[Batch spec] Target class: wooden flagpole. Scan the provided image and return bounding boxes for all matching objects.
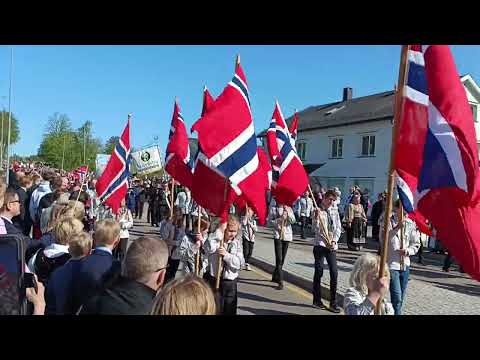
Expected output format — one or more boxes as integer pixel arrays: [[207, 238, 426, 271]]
[[375, 45, 410, 315], [399, 203, 405, 269], [170, 178, 175, 219], [73, 164, 89, 212], [195, 205, 202, 276]]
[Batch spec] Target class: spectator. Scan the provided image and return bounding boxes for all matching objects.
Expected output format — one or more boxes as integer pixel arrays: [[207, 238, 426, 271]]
[[74, 219, 121, 308], [29, 169, 55, 239], [137, 183, 147, 220], [202, 215, 244, 315], [80, 236, 169, 315], [344, 191, 367, 251], [370, 193, 385, 242], [343, 253, 394, 315], [45, 232, 93, 315], [12, 174, 33, 236], [0, 188, 23, 235], [299, 192, 313, 239], [151, 274, 216, 315], [28, 217, 84, 285]]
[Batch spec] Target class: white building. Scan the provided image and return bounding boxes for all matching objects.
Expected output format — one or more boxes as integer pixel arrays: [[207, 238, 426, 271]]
[[258, 75, 480, 209]]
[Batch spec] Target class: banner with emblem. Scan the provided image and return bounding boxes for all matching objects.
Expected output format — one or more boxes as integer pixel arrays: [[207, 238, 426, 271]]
[[131, 145, 163, 175], [95, 154, 111, 177]]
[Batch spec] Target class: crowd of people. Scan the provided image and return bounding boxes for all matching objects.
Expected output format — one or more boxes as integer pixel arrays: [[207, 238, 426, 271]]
[[0, 161, 458, 316]]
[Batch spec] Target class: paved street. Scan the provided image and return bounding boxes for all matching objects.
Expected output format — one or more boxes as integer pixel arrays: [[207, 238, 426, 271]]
[[131, 219, 336, 315], [252, 225, 480, 315]]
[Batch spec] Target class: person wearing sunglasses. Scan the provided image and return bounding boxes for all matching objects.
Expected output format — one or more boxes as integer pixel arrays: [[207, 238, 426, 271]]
[[0, 188, 23, 235]]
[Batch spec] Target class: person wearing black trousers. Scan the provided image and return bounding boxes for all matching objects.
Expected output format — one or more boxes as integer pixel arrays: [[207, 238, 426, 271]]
[[311, 190, 342, 313]]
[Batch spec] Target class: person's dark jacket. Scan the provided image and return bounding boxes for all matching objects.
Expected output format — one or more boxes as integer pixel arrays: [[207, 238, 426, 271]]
[[45, 258, 85, 315], [11, 186, 30, 234], [74, 248, 117, 308], [79, 276, 157, 315], [370, 200, 384, 225]]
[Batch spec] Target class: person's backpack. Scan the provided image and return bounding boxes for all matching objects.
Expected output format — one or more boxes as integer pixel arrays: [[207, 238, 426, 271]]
[[34, 250, 71, 285]]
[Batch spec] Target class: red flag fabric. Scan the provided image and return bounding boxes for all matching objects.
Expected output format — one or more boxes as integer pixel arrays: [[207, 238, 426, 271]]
[[395, 45, 480, 281], [289, 111, 298, 144], [96, 118, 131, 214], [165, 100, 193, 189], [191, 61, 266, 223]]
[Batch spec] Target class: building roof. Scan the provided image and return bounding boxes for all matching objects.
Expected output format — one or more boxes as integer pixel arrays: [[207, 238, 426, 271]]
[[258, 90, 395, 137]]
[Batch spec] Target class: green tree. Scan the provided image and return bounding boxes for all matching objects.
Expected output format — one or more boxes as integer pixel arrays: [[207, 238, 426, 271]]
[[0, 110, 21, 159], [104, 136, 119, 154]]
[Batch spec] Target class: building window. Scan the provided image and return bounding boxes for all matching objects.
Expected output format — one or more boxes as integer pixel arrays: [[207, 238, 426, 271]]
[[471, 103, 478, 122], [296, 141, 307, 161], [361, 135, 375, 156], [331, 138, 343, 158]]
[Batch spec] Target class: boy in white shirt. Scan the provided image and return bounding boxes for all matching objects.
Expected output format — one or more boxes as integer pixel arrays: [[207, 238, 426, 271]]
[[241, 207, 257, 271]]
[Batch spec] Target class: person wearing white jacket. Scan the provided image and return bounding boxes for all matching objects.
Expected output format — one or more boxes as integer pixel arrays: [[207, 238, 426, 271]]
[[299, 192, 313, 239], [115, 200, 133, 261], [268, 202, 296, 290], [379, 199, 420, 315]]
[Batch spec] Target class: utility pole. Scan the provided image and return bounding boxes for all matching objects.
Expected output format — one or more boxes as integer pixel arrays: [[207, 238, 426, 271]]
[[83, 125, 86, 165], [6, 48, 13, 185], [61, 133, 66, 171]]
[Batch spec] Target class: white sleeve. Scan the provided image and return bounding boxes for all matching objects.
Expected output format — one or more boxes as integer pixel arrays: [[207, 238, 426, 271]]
[[223, 240, 244, 270], [406, 225, 421, 256], [204, 230, 222, 255]]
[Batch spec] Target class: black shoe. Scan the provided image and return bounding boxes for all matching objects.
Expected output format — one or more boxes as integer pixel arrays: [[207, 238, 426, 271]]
[[329, 304, 341, 313], [276, 283, 284, 290], [312, 301, 327, 310]]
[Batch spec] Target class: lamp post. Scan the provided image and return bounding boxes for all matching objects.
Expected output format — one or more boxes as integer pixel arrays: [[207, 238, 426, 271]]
[[6, 47, 13, 185]]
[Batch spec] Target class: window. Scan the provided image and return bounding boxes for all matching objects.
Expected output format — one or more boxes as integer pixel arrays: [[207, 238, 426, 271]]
[[361, 135, 375, 156], [471, 103, 478, 122], [296, 141, 307, 161], [331, 138, 343, 158]]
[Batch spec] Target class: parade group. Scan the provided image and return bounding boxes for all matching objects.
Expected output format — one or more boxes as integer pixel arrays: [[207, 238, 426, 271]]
[[0, 158, 441, 316]]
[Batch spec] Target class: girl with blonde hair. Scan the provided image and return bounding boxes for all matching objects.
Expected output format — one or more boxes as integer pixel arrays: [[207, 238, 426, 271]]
[[343, 253, 394, 315], [151, 274, 216, 315]]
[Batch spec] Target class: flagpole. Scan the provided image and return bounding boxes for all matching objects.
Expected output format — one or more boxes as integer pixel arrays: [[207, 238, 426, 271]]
[[375, 45, 410, 315], [216, 177, 230, 290], [170, 178, 175, 219], [195, 206, 202, 275], [73, 164, 89, 212], [1, 108, 4, 167], [6, 47, 13, 185]]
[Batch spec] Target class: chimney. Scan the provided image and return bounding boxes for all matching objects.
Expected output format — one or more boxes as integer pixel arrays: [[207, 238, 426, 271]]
[[343, 87, 353, 101]]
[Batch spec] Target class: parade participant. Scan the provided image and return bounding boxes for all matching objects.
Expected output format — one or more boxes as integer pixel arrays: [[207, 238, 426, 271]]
[[370, 193, 385, 242], [202, 215, 244, 315], [241, 206, 257, 271], [45, 232, 93, 315], [379, 199, 420, 315], [174, 186, 190, 229], [86, 179, 100, 231], [150, 274, 217, 315], [344, 191, 367, 251], [80, 236, 169, 315], [268, 202, 296, 290], [164, 207, 185, 283], [28, 217, 84, 285], [114, 199, 134, 261], [343, 253, 393, 315], [146, 184, 155, 224], [137, 183, 147, 221], [311, 189, 342, 313], [126, 187, 136, 217], [159, 207, 175, 253], [299, 191, 313, 239], [29, 169, 55, 239], [159, 182, 171, 223], [178, 217, 210, 275], [74, 219, 121, 308]]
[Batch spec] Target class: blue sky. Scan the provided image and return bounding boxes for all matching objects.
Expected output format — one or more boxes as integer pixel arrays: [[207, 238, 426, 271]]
[[1, 45, 479, 157]]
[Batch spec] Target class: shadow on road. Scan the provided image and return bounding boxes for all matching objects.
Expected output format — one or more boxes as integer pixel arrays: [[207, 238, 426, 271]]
[[238, 306, 307, 316], [237, 291, 314, 309]]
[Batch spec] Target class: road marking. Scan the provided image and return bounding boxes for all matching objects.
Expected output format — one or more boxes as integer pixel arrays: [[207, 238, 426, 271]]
[[248, 266, 313, 301]]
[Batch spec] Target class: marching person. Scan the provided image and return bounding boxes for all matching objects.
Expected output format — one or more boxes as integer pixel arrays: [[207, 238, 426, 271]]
[[299, 191, 313, 239], [164, 208, 185, 283], [344, 191, 368, 251], [268, 202, 296, 290], [179, 217, 210, 275], [202, 215, 244, 315], [241, 206, 257, 271], [370, 193, 385, 242], [343, 253, 394, 315], [114, 199, 134, 262], [379, 199, 420, 315], [311, 189, 342, 313], [174, 186, 190, 229]]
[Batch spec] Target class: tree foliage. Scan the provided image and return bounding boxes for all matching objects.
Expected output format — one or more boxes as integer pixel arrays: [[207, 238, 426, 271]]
[[104, 136, 119, 155], [37, 113, 103, 171], [0, 110, 20, 158]]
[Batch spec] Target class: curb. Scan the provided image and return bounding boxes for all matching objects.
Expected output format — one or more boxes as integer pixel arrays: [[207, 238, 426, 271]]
[[249, 256, 345, 306]]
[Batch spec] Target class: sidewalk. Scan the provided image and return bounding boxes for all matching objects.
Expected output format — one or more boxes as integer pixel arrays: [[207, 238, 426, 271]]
[[250, 226, 480, 315]]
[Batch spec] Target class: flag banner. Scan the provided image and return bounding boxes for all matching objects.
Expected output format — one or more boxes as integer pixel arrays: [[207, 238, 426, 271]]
[[131, 145, 163, 175], [191, 62, 267, 222], [268, 101, 309, 206], [395, 45, 480, 280], [96, 118, 131, 214], [289, 111, 299, 148], [95, 154, 111, 177]]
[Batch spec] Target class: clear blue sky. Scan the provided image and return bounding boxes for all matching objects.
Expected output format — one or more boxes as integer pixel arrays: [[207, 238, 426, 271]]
[[1, 45, 479, 157]]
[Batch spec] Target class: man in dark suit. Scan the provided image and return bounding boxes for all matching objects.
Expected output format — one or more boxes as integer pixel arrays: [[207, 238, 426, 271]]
[[1, 188, 23, 235], [73, 219, 121, 310], [12, 174, 34, 236], [80, 236, 168, 315]]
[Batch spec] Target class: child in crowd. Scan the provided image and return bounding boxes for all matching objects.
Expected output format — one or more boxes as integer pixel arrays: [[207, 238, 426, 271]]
[[179, 217, 210, 275], [164, 208, 184, 283]]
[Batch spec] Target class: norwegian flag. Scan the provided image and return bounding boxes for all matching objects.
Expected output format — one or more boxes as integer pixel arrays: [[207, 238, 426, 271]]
[[73, 165, 88, 181], [395, 45, 480, 280], [267, 101, 309, 206], [191, 60, 267, 223], [96, 117, 131, 214], [165, 99, 193, 189], [289, 110, 299, 147]]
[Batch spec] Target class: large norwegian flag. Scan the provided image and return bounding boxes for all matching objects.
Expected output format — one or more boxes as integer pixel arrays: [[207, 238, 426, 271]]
[[267, 101, 309, 206], [395, 45, 480, 281], [289, 110, 299, 148], [165, 99, 193, 189], [96, 117, 131, 214], [191, 60, 267, 223]]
